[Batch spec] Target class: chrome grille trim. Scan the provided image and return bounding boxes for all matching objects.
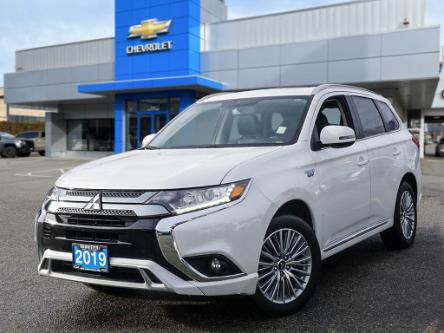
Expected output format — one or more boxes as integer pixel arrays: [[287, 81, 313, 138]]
[[56, 207, 137, 216], [58, 189, 156, 205], [66, 190, 144, 198], [48, 201, 170, 218]]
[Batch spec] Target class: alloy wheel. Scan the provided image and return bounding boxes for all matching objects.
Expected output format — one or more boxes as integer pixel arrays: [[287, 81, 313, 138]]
[[400, 191, 416, 239], [258, 228, 312, 304]]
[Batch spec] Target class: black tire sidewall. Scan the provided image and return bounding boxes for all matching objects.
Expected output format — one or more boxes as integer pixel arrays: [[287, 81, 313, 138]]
[[252, 215, 321, 317], [2, 146, 17, 158]]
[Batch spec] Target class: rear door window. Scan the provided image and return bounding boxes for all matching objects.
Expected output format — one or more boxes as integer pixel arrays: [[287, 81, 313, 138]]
[[352, 96, 386, 137], [375, 100, 399, 132]]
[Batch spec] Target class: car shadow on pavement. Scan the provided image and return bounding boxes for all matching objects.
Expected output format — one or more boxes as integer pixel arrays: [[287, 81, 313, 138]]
[[41, 230, 443, 332]]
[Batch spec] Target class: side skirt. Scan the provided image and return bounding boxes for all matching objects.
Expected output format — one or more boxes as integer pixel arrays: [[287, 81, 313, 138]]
[[322, 219, 391, 254]]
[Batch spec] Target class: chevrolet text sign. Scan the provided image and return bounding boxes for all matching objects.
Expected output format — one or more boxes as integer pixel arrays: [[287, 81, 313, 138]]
[[126, 41, 173, 55]]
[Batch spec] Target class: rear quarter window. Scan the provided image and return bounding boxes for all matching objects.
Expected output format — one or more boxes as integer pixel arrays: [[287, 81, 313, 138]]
[[352, 96, 386, 137], [375, 100, 399, 132]]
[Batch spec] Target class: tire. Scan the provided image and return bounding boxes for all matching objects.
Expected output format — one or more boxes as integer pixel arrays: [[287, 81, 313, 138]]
[[38, 151, 45, 156], [252, 215, 321, 317], [1, 146, 17, 158], [380, 182, 417, 249]]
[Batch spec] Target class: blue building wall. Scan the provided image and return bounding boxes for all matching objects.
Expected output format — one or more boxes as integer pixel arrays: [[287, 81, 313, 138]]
[[113, 0, 203, 153], [115, 0, 201, 80]]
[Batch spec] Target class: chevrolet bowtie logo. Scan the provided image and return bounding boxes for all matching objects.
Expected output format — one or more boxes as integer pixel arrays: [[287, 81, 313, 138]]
[[128, 19, 172, 40], [84, 193, 103, 211]]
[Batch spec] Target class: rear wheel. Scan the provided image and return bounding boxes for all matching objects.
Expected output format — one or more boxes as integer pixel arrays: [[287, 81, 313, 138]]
[[1, 146, 17, 158], [38, 151, 45, 156], [252, 215, 321, 316], [380, 182, 417, 249]]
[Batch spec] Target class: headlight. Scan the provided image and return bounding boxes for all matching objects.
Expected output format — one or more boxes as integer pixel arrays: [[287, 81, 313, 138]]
[[46, 187, 61, 202], [15, 140, 25, 148], [148, 180, 250, 215]]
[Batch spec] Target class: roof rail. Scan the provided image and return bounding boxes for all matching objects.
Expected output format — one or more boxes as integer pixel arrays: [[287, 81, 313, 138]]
[[197, 92, 230, 103], [312, 84, 375, 95]]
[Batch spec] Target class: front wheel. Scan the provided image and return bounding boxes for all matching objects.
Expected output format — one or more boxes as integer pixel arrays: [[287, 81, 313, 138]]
[[380, 182, 417, 249], [252, 215, 321, 316], [1, 146, 17, 158]]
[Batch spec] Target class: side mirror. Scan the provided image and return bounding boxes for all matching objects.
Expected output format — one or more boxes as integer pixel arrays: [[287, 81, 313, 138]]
[[320, 125, 356, 148], [141, 134, 156, 149]]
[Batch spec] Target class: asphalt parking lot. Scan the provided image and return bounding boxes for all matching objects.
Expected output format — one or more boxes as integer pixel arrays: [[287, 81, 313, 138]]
[[0, 156, 443, 333]]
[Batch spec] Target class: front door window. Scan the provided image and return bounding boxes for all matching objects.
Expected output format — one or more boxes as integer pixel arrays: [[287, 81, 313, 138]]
[[126, 98, 179, 150]]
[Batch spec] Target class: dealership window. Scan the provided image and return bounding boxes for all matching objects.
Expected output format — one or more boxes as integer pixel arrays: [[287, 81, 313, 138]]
[[67, 119, 114, 151], [126, 97, 180, 150]]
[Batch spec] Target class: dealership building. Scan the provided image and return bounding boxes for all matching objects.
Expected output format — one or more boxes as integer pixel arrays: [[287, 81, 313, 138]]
[[4, 0, 444, 158]]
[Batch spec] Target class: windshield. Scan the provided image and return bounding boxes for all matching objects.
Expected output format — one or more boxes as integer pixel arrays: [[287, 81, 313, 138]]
[[0, 132, 14, 138], [149, 96, 310, 149]]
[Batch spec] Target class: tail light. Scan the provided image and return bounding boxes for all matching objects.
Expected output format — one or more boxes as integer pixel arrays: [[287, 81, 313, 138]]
[[412, 135, 420, 149]]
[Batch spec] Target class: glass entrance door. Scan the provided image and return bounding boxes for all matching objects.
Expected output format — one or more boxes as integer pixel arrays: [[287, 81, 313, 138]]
[[126, 98, 179, 150]]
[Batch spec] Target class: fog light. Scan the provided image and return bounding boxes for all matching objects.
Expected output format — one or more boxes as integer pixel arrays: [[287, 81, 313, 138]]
[[210, 258, 222, 273], [185, 255, 242, 277]]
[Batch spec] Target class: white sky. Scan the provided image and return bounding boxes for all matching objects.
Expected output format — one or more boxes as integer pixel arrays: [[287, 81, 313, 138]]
[[0, 0, 443, 86]]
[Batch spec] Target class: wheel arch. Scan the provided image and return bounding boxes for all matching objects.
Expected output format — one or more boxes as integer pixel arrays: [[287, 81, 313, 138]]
[[400, 172, 418, 202], [273, 199, 315, 233]]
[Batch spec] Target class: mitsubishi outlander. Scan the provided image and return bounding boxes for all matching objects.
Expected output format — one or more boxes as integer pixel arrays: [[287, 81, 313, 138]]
[[36, 85, 421, 316]]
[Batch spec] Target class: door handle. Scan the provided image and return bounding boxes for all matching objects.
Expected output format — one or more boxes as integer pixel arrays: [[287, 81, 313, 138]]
[[357, 156, 368, 167], [393, 147, 401, 156]]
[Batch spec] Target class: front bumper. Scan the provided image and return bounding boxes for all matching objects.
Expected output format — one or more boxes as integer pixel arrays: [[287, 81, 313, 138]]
[[36, 183, 274, 296], [38, 249, 257, 296]]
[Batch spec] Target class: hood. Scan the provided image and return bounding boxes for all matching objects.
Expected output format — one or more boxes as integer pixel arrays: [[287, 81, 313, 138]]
[[56, 147, 280, 190]]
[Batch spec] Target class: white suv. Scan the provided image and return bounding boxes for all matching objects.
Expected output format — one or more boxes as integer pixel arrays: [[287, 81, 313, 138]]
[[36, 85, 421, 316]]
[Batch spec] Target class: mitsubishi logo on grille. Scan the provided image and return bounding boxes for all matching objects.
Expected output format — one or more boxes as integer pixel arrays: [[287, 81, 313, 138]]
[[84, 193, 103, 211]]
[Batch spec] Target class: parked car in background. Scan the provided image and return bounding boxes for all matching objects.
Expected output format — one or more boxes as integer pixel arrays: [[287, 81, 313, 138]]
[[435, 138, 444, 157], [16, 131, 45, 156], [0, 132, 31, 158]]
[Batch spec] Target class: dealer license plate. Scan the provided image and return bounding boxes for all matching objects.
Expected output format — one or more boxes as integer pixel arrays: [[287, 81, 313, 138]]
[[72, 243, 109, 273]]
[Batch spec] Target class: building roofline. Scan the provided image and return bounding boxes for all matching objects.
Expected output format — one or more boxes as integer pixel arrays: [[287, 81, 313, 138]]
[[213, 0, 385, 25], [16, 37, 114, 54]]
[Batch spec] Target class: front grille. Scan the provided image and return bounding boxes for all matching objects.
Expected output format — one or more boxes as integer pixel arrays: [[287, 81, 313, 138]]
[[56, 213, 136, 228], [56, 208, 137, 217], [66, 190, 144, 198], [40, 214, 192, 281], [51, 260, 145, 283], [65, 230, 119, 243], [43, 224, 52, 239]]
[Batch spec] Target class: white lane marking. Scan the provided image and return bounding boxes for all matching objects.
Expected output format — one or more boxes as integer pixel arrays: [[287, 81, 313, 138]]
[[14, 173, 53, 178], [14, 168, 67, 178]]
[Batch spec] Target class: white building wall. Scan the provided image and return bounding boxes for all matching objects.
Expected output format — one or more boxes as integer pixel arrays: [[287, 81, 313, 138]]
[[202, 0, 425, 51], [15, 38, 115, 72]]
